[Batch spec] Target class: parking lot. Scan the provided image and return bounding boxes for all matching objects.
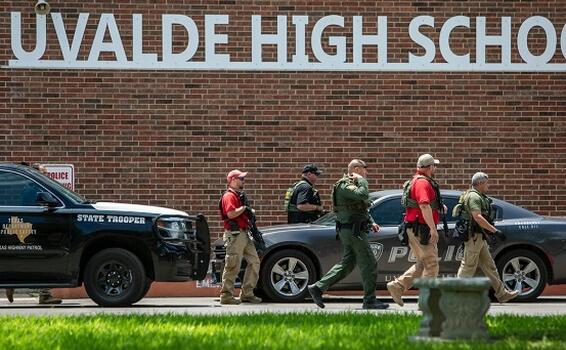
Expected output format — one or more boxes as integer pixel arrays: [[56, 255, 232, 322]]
[[1, 296, 565, 317]]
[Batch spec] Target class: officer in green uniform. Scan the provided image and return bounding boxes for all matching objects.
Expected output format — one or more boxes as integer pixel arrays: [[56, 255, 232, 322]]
[[308, 159, 389, 309], [456, 171, 519, 303]]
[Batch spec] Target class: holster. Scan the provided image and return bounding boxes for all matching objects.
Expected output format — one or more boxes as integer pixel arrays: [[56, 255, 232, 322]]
[[353, 220, 369, 239], [419, 225, 431, 245], [454, 220, 469, 242], [228, 220, 241, 234], [397, 222, 409, 246], [335, 220, 367, 239]]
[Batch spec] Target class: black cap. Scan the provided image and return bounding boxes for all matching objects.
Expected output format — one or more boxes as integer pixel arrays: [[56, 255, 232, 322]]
[[302, 164, 322, 176]]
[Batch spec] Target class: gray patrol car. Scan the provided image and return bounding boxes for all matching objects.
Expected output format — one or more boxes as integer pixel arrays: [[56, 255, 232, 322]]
[[212, 190, 566, 302]]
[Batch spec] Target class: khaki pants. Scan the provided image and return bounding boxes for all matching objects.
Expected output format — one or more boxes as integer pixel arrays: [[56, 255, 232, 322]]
[[457, 234, 506, 298], [391, 227, 439, 292], [220, 230, 260, 301]]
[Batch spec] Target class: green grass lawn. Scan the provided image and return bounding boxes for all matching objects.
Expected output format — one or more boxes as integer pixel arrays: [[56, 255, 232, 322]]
[[0, 313, 565, 349]]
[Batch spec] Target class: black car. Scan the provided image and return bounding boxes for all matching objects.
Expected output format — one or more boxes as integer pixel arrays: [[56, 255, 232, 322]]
[[0, 163, 210, 306], [211, 190, 566, 302]]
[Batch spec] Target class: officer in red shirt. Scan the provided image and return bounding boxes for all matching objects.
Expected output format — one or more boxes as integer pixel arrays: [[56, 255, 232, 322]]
[[218, 170, 262, 305], [387, 154, 446, 307]]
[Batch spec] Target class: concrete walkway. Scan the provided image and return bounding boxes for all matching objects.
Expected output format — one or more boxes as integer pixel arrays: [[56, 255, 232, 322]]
[[0, 296, 565, 316]]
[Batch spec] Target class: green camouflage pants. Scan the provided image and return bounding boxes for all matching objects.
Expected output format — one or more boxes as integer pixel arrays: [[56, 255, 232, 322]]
[[314, 227, 377, 303]]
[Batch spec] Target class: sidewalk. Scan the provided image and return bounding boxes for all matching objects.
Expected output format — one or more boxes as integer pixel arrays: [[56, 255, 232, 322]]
[[1, 296, 565, 317]]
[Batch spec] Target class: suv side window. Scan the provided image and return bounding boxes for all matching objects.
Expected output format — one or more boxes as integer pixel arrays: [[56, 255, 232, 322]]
[[0, 171, 45, 206], [492, 204, 504, 221], [370, 199, 404, 226], [443, 196, 503, 222]]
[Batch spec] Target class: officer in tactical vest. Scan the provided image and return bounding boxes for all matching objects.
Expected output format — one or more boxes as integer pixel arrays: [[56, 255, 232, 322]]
[[387, 154, 446, 307], [456, 172, 520, 303], [218, 170, 262, 305], [308, 159, 389, 310], [285, 164, 324, 224]]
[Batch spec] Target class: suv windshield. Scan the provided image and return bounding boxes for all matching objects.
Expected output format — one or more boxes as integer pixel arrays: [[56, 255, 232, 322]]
[[32, 169, 87, 204]]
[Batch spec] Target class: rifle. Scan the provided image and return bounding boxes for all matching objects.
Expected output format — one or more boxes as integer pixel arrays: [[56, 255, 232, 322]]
[[239, 192, 266, 253], [441, 208, 449, 238], [435, 186, 449, 238], [485, 204, 505, 246]]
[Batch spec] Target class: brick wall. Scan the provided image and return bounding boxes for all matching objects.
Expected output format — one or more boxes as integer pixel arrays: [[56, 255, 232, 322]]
[[2, 1, 566, 238]]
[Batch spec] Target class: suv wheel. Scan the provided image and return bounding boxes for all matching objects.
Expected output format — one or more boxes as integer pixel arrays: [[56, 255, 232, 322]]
[[496, 249, 547, 301], [84, 248, 148, 307], [260, 249, 316, 302]]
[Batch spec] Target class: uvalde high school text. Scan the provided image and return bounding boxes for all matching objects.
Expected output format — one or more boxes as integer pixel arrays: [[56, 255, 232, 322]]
[[8, 12, 566, 71]]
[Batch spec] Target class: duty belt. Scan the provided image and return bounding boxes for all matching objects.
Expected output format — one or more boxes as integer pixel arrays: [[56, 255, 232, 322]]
[[227, 227, 249, 232], [333, 203, 368, 211], [338, 223, 354, 229]]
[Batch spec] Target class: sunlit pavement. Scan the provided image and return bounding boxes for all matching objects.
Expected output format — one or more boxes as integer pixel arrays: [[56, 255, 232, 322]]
[[1, 296, 566, 316]]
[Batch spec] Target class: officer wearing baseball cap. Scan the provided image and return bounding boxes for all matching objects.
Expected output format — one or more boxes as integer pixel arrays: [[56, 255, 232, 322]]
[[417, 153, 440, 168], [218, 169, 261, 305], [387, 153, 445, 307], [284, 164, 324, 224]]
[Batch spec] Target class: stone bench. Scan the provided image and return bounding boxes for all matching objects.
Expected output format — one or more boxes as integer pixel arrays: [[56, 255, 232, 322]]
[[413, 277, 491, 340]]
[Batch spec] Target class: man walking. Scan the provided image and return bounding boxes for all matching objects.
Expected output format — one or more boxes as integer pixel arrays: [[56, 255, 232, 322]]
[[387, 154, 444, 307], [285, 164, 324, 224], [456, 172, 519, 303], [308, 159, 389, 310], [218, 170, 262, 305]]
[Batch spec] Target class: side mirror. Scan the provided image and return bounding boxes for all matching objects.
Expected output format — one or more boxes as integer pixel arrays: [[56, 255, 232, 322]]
[[36, 192, 59, 208]]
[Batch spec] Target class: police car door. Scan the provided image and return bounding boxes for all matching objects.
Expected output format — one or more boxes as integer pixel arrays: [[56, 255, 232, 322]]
[[338, 198, 410, 286], [437, 196, 464, 276], [0, 170, 71, 284], [367, 198, 414, 284]]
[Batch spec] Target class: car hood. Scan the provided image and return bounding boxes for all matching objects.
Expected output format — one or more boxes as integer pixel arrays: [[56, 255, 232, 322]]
[[212, 223, 332, 247], [92, 202, 188, 217]]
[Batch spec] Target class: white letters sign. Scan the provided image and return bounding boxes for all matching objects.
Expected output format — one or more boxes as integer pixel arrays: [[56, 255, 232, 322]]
[[7, 12, 566, 71]]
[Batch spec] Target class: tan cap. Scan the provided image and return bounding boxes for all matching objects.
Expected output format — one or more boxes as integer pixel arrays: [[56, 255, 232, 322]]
[[417, 154, 440, 168]]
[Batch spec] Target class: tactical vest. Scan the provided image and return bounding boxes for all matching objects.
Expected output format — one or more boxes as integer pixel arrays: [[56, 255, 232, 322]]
[[452, 188, 494, 235], [401, 175, 440, 210], [332, 175, 369, 212], [283, 180, 308, 213], [219, 189, 245, 231]]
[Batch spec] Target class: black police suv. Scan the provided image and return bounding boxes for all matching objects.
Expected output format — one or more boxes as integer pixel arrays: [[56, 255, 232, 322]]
[[0, 163, 210, 306]]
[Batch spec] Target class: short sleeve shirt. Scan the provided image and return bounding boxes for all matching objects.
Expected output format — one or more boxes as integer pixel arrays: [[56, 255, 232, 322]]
[[288, 180, 322, 224], [466, 191, 484, 213], [295, 181, 320, 206], [220, 189, 249, 230], [404, 175, 440, 225]]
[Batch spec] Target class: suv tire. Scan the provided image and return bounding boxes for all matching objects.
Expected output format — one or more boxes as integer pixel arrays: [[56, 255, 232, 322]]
[[84, 248, 148, 307], [259, 249, 316, 302]]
